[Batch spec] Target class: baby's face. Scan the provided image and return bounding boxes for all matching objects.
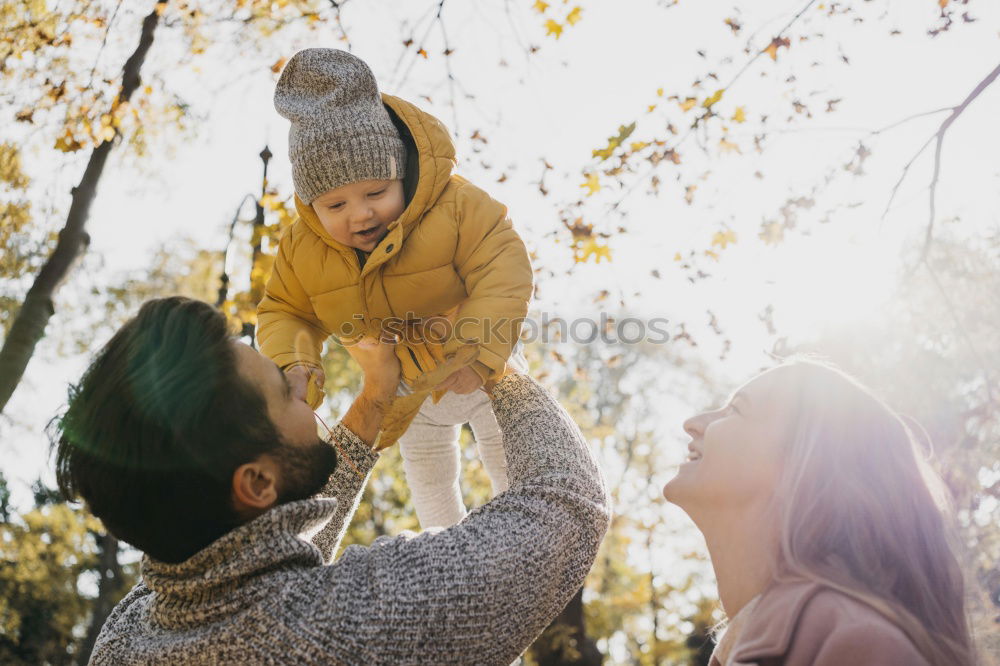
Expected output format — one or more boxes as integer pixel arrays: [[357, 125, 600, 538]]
[[311, 179, 405, 252]]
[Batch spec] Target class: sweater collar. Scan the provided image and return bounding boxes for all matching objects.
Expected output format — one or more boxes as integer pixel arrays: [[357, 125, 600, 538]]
[[141, 498, 338, 628]]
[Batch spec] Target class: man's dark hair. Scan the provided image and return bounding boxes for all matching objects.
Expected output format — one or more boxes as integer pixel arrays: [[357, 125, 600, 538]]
[[53, 297, 284, 563]]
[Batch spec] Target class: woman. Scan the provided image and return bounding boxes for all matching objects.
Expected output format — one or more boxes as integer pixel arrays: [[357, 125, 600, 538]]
[[662, 357, 974, 666]]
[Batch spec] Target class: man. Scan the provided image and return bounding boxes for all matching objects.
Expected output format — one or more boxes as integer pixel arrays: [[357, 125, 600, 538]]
[[53, 297, 609, 665]]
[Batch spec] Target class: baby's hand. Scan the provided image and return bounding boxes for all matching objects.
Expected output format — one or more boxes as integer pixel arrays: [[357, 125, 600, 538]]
[[285, 364, 326, 406], [435, 365, 484, 395]]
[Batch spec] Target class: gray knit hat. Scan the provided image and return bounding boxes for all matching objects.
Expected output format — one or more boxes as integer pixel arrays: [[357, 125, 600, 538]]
[[274, 48, 407, 204]]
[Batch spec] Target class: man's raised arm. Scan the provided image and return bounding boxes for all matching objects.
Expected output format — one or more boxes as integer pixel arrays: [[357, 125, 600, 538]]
[[302, 371, 611, 665]]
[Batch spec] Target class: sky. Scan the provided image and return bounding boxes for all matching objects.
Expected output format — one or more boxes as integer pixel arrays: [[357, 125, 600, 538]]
[[2, 0, 999, 513]]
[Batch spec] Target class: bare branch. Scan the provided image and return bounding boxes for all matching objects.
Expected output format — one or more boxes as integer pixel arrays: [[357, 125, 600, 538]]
[[918, 60, 1000, 261]]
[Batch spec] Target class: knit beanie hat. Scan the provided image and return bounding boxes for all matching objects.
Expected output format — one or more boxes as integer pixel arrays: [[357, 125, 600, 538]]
[[274, 48, 407, 204]]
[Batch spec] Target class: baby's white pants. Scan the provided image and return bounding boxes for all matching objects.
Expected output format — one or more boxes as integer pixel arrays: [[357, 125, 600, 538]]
[[397, 350, 528, 529]]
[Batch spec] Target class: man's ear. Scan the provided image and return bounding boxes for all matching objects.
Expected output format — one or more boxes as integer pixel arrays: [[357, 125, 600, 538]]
[[231, 457, 279, 516]]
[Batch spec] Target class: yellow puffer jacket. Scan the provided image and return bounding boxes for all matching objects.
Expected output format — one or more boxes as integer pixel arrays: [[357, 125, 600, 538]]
[[257, 94, 533, 395]]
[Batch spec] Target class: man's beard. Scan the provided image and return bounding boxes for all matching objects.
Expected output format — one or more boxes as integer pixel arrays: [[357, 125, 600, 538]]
[[273, 438, 339, 504]]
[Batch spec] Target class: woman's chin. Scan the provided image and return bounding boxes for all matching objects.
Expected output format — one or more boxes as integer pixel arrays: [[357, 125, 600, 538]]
[[662, 462, 699, 504]]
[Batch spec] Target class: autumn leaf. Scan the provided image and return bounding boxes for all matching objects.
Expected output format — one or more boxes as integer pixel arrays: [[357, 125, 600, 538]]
[[764, 36, 791, 61], [673, 252, 683, 262], [758, 221, 784, 245], [656, 87, 664, 97], [592, 122, 636, 161], [581, 172, 600, 196], [566, 6, 583, 25], [678, 97, 697, 112], [417, 48, 428, 58], [719, 138, 741, 154], [576, 238, 612, 264], [629, 141, 648, 152], [724, 17, 742, 34], [270, 58, 286, 73], [533, 0, 549, 12], [702, 88, 725, 109], [731, 106, 747, 123], [684, 184, 697, 205], [545, 19, 563, 38], [711, 229, 737, 249], [54, 132, 83, 153], [938, 0, 948, 7], [704, 249, 719, 261]]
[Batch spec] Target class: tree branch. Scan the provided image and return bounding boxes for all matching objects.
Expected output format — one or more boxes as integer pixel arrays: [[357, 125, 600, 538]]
[[917, 60, 1000, 261], [602, 0, 820, 219], [0, 0, 169, 414]]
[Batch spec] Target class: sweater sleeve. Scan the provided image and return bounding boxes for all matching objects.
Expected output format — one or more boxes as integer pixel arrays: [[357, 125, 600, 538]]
[[298, 373, 611, 665], [309, 423, 381, 562], [257, 228, 330, 372]]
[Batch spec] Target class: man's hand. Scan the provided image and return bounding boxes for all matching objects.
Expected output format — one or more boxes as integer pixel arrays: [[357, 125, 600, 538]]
[[435, 365, 484, 395], [285, 364, 325, 404], [341, 336, 401, 447], [344, 336, 400, 403]]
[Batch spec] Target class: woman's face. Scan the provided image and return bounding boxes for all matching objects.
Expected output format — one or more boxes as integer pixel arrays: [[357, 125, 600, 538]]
[[663, 368, 792, 518]]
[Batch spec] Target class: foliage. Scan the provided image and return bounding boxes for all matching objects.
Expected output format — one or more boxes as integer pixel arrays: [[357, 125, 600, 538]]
[[0, 490, 137, 665]]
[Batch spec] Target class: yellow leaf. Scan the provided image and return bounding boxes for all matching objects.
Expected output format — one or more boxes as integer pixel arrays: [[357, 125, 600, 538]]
[[629, 141, 648, 152], [656, 87, 664, 97], [417, 48, 428, 58], [533, 0, 549, 12], [565, 6, 583, 25], [581, 173, 600, 196], [704, 249, 719, 261], [684, 184, 697, 204], [711, 229, 737, 249], [732, 106, 747, 123], [679, 97, 697, 112], [759, 221, 784, 245], [270, 58, 287, 74], [938, 0, 948, 7], [577, 238, 612, 264], [702, 88, 725, 109], [545, 19, 563, 38], [647, 104, 657, 113], [673, 252, 683, 262], [719, 138, 741, 154], [764, 36, 791, 61]]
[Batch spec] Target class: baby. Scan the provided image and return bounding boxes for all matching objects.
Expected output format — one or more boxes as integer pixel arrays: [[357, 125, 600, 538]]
[[257, 48, 533, 529]]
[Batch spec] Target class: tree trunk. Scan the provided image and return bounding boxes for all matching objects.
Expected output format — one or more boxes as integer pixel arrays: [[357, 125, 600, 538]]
[[0, 0, 169, 414], [77, 533, 124, 665], [530, 588, 603, 666]]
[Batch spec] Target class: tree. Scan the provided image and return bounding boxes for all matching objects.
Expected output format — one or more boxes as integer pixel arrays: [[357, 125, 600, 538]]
[[0, 0, 169, 413], [0, 488, 137, 665]]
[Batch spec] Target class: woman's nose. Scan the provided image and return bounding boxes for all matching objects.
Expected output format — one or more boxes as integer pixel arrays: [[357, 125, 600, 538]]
[[683, 413, 705, 439]]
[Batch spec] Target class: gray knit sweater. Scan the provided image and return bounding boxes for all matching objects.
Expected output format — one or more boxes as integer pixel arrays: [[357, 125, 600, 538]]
[[89, 374, 610, 665]]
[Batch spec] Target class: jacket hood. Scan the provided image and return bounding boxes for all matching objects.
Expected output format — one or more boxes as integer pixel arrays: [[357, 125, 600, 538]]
[[293, 94, 458, 258]]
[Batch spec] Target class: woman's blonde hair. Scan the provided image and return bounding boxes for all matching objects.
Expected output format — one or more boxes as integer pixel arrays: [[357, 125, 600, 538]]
[[770, 356, 974, 666]]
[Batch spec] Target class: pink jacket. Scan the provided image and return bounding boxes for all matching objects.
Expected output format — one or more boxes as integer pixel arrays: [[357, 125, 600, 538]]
[[713, 580, 929, 666]]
